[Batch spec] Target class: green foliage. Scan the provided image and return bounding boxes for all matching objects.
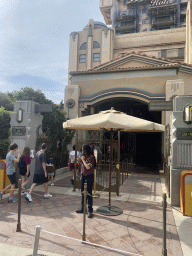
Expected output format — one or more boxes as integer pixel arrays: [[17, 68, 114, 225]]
[[13, 87, 53, 104], [0, 93, 14, 111], [0, 87, 74, 166], [42, 106, 74, 167], [0, 107, 11, 158]]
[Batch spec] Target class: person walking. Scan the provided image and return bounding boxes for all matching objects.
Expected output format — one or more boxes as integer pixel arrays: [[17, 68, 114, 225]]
[[18, 147, 31, 195], [69, 145, 80, 185], [25, 143, 52, 202], [0, 143, 21, 202], [46, 157, 55, 186], [76, 145, 96, 218]]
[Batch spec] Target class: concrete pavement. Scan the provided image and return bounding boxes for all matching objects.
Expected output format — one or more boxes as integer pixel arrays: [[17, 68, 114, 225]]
[[0, 170, 190, 256]]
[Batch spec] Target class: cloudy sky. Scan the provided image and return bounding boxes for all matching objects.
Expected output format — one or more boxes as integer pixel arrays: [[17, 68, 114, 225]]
[[0, 0, 105, 103]]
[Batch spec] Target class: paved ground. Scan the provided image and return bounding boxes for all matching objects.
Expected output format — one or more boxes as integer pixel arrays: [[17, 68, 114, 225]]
[[0, 172, 185, 256]]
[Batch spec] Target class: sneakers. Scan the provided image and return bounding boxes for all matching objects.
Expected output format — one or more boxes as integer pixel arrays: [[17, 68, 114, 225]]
[[87, 212, 92, 218], [21, 191, 27, 196], [44, 193, 52, 199], [25, 193, 33, 202], [8, 197, 18, 203], [50, 183, 54, 186], [76, 208, 84, 213], [0, 192, 2, 201]]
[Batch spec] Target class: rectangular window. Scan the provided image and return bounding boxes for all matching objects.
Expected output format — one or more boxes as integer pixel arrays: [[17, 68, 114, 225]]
[[142, 8, 147, 14], [79, 54, 86, 63], [93, 53, 100, 62], [161, 50, 167, 58], [178, 48, 184, 58], [142, 19, 148, 24]]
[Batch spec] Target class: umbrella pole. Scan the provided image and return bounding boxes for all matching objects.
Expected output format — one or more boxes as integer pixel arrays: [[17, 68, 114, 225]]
[[108, 129, 113, 210]]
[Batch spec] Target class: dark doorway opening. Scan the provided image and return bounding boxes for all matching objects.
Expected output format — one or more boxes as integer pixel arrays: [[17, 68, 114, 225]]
[[94, 98, 162, 172]]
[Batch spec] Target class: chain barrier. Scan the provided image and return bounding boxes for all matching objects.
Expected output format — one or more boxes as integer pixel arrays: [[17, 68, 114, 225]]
[[32, 225, 143, 256]]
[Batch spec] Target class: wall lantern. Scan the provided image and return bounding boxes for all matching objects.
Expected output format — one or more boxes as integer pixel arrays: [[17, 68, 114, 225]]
[[17, 108, 23, 123], [183, 104, 192, 124]]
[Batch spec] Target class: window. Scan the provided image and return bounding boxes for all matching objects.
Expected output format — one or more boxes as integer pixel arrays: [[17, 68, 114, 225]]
[[178, 48, 184, 58], [79, 54, 86, 63], [93, 41, 100, 48], [161, 50, 167, 58], [142, 8, 147, 14], [93, 53, 100, 62], [142, 19, 148, 24], [80, 42, 87, 50]]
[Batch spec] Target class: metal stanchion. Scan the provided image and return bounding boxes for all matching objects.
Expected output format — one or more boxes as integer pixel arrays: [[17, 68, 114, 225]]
[[82, 182, 87, 242], [162, 193, 167, 256], [33, 225, 41, 256], [93, 169, 100, 198], [16, 179, 22, 232]]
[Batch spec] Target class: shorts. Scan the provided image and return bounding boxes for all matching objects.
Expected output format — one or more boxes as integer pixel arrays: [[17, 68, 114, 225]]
[[21, 171, 30, 178], [33, 174, 48, 184], [7, 172, 16, 185], [70, 163, 78, 170]]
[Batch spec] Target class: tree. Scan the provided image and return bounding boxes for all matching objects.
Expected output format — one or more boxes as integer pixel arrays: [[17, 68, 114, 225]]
[[42, 106, 74, 168], [0, 93, 14, 111], [0, 87, 74, 166], [0, 107, 11, 158]]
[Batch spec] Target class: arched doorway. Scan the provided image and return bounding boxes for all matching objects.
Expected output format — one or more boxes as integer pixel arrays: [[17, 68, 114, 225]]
[[93, 98, 162, 172]]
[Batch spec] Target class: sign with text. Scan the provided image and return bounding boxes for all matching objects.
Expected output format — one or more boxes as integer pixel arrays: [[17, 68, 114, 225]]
[[12, 126, 26, 136], [176, 128, 192, 140], [149, 101, 173, 111]]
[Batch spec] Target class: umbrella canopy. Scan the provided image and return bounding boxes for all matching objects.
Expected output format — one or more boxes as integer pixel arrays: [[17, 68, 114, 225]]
[[63, 108, 165, 132]]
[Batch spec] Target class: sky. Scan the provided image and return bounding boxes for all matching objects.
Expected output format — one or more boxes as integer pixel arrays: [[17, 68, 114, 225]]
[[0, 0, 105, 103]]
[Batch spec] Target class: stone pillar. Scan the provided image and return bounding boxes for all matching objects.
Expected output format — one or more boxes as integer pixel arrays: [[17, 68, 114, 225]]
[[10, 101, 44, 187], [68, 32, 79, 83], [90, 107, 95, 115], [101, 28, 113, 63], [64, 85, 80, 120], [87, 19, 94, 70], [185, 0, 192, 64]]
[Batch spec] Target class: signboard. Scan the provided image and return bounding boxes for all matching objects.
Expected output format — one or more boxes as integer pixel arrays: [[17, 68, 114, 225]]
[[176, 128, 192, 140], [12, 126, 26, 136], [149, 101, 173, 111]]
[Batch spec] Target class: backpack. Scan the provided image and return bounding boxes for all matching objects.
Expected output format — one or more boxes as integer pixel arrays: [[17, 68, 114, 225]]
[[17, 157, 27, 175]]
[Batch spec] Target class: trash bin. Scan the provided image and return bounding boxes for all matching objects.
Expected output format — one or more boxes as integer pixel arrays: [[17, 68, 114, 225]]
[[180, 170, 192, 216], [0, 160, 11, 194]]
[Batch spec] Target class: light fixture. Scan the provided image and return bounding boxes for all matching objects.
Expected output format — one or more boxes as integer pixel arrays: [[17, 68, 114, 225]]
[[183, 104, 192, 124], [17, 108, 23, 123]]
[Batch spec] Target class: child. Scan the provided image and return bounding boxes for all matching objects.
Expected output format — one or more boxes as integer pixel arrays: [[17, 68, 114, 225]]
[[18, 147, 31, 195]]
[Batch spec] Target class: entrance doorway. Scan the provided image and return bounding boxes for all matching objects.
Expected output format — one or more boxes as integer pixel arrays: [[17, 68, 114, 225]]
[[94, 98, 162, 171]]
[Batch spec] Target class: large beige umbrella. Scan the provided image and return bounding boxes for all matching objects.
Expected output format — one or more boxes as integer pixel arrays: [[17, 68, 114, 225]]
[[63, 108, 165, 215], [63, 108, 165, 132]]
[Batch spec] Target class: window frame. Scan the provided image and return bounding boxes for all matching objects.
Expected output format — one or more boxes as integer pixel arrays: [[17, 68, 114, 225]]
[[93, 53, 100, 62], [79, 54, 86, 63]]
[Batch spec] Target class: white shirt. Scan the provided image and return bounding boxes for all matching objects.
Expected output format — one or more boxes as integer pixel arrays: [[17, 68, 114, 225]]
[[69, 150, 80, 163]]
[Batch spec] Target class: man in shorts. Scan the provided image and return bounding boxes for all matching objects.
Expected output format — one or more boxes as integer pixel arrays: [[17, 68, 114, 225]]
[[25, 143, 52, 202], [0, 143, 21, 202]]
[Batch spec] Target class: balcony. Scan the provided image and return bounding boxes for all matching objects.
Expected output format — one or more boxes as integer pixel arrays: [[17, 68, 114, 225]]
[[100, 0, 113, 25]]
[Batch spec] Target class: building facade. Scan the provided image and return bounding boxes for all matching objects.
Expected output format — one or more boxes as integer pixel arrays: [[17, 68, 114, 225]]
[[64, 0, 192, 205]]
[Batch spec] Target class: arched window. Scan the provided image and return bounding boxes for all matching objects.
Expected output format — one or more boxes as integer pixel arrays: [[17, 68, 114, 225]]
[[93, 41, 100, 49], [80, 42, 87, 50]]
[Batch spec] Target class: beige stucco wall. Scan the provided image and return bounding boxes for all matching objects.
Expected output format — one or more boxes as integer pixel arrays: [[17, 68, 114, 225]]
[[114, 27, 186, 50], [71, 74, 177, 97]]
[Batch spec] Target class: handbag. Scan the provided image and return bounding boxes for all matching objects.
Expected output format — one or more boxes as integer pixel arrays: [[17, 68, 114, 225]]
[[46, 165, 55, 173]]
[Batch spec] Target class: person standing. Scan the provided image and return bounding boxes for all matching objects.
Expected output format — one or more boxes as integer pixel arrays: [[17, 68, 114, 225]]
[[18, 147, 31, 195], [0, 143, 21, 202], [25, 143, 52, 202], [69, 145, 80, 185], [76, 145, 96, 218], [46, 157, 55, 186]]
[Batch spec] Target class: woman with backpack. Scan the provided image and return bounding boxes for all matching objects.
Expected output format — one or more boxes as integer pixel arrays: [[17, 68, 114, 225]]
[[18, 147, 31, 195]]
